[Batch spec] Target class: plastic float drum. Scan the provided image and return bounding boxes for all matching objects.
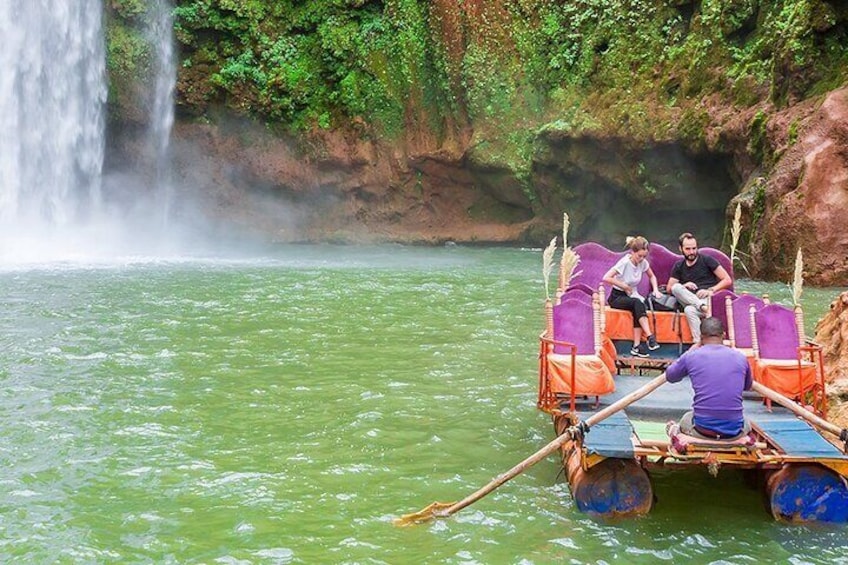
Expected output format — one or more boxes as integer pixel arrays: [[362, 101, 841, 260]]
[[766, 464, 848, 523], [564, 450, 653, 516]]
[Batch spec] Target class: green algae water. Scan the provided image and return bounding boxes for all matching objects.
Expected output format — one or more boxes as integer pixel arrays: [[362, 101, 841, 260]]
[[1, 246, 846, 563]]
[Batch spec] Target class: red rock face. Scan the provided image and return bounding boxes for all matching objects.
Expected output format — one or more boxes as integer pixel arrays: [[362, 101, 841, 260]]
[[166, 121, 533, 245], [814, 291, 848, 428], [815, 291, 848, 384], [754, 88, 848, 285], [114, 67, 848, 282]]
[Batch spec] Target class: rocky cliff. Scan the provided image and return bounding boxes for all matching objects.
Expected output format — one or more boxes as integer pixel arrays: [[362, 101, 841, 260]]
[[105, 1, 848, 283], [815, 291, 848, 427]]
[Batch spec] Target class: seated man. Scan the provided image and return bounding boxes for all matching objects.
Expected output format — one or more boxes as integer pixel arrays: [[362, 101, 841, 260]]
[[666, 317, 752, 439], [666, 232, 732, 344]]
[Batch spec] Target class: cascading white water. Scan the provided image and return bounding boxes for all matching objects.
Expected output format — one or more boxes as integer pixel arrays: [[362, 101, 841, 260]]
[[0, 0, 199, 264], [0, 1, 106, 227], [148, 0, 177, 227]]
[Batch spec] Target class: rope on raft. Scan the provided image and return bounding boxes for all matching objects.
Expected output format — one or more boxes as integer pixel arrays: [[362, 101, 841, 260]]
[[571, 420, 590, 443]]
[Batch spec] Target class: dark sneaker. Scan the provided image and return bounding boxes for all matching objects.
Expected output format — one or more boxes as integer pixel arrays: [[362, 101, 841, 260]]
[[647, 335, 660, 351], [630, 345, 649, 358]]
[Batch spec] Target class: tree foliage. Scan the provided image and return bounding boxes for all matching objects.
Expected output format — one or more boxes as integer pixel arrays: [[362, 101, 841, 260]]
[[105, 0, 848, 138]]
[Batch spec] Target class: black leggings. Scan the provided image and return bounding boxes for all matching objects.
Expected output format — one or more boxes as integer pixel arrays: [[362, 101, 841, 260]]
[[608, 289, 647, 328]]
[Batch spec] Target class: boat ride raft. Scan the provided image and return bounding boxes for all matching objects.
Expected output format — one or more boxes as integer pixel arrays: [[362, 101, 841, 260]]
[[540, 241, 848, 523]]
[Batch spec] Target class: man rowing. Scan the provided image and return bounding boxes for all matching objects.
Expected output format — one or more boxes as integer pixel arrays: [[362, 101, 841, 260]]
[[666, 317, 752, 439]]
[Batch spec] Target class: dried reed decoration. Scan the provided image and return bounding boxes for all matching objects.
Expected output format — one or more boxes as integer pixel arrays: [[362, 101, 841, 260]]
[[542, 237, 557, 301], [559, 212, 581, 290], [792, 247, 803, 307], [730, 203, 742, 265]]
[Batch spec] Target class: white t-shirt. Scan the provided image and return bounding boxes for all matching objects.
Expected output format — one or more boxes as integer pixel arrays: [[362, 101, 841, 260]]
[[611, 255, 649, 300]]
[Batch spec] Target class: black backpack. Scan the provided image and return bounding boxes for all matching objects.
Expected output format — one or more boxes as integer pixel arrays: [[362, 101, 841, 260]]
[[647, 291, 678, 312]]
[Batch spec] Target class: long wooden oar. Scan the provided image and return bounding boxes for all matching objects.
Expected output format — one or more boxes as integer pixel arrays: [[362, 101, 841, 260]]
[[751, 381, 848, 450], [394, 373, 668, 526]]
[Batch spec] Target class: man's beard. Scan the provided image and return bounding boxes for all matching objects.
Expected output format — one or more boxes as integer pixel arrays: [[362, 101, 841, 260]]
[[685, 252, 698, 262]]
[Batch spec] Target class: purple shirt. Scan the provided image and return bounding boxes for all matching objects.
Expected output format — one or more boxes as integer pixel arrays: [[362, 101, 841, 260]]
[[666, 344, 752, 431]]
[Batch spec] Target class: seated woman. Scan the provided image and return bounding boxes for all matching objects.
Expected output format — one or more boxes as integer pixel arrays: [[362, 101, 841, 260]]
[[602, 236, 662, 357]]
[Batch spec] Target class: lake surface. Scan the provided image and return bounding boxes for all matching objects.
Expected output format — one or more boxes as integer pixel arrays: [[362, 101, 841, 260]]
[[1, 245, 845, 563]]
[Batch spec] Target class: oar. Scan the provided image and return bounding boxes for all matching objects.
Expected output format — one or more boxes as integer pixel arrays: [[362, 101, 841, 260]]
[[750, 381, 848, 451], [394, 373, 668, 526]]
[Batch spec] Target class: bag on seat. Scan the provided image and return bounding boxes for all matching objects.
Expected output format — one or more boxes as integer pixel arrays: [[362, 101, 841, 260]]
[[648, 291, 677, 312]]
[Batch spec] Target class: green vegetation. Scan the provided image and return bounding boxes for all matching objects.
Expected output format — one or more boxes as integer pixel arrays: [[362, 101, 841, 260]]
[[787, 119, 801, 146], [165, 0, 456, 134], [105, 0, 848, 161], [106, 19, 150, 81], [751, 176, 768, 228], [748, 109, 771, 165]]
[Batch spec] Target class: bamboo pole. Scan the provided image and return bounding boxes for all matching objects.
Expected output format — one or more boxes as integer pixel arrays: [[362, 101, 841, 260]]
[[394, 374, 668, 526]]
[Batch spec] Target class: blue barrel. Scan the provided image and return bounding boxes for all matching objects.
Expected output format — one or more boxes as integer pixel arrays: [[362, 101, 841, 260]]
[[766, 464, 848, 523], [565, 450, 653, 516]]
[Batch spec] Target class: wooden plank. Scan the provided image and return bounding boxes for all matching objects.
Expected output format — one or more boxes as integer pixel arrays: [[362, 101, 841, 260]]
[[754, 418, 848, 459], [576, 410, 635, 460]]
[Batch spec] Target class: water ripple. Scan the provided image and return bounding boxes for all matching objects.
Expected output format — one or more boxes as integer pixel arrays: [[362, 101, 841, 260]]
[[0, 249, 845, 562]]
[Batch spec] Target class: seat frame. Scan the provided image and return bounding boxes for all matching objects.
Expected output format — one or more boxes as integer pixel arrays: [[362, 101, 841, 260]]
[[750, 304, 826, 415]]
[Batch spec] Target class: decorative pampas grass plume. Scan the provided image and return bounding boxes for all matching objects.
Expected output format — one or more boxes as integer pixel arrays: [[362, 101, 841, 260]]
[[559, 212, 581, 290], [791, 247, 803, 307], [560, 247, 580, 290], [543, 237, 557, 300], [730, 203, 742, 265]]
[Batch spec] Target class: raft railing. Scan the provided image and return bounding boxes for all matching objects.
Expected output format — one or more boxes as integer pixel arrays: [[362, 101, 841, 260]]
[[538, 334, 577, 413]]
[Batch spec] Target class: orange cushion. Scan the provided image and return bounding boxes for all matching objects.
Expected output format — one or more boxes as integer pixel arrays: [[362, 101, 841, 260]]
[[600, 337, 617, 373], [605, 308, 635, 340], [547, 354, 615, 396], [734, 347, 757, 376], [652, 311, 694, 343], [605, 309, 694, 343], [753, 359, 817, 399]]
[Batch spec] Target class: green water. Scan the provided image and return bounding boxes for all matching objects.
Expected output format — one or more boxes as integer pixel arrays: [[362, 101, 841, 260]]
[[1, 246, 845, 563]]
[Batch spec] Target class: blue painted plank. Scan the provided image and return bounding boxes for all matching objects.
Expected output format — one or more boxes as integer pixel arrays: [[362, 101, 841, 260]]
[[577, 410, 635, 459], [754, 418, 848, 459]]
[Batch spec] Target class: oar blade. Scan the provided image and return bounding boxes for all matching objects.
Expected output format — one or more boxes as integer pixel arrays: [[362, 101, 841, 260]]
[[393, 501, 455, 527]]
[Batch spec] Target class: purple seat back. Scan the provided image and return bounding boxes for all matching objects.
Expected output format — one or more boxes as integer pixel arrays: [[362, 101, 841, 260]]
[[700, 247, 735, 292], [710, 289, 738, 330], [753, 304, 799, 360], [570, 241, 735, 298], [552, 298, 596, 355], [565, 282, 595, 296], [644, 243, 680, 295], [571, 242, 624, 295], [559, 288, 593, 305], [729, 294, 766, 348]]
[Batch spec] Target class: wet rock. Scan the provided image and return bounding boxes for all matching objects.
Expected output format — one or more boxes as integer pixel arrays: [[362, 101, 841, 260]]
[[814, 292, 848, 383], [751, 87, 848, 285], [813, 290, 848, 426], [159, 120, 533, 245]]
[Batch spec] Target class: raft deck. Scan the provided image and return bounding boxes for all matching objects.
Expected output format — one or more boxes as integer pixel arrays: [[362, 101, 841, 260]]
[[562, 374, 848, 478]]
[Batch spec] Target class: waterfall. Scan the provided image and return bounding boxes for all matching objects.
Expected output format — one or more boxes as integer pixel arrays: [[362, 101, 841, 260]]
[[0, 1, 193, 263], [148, 0, 177, 228], [0, 1, 106, 227]]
